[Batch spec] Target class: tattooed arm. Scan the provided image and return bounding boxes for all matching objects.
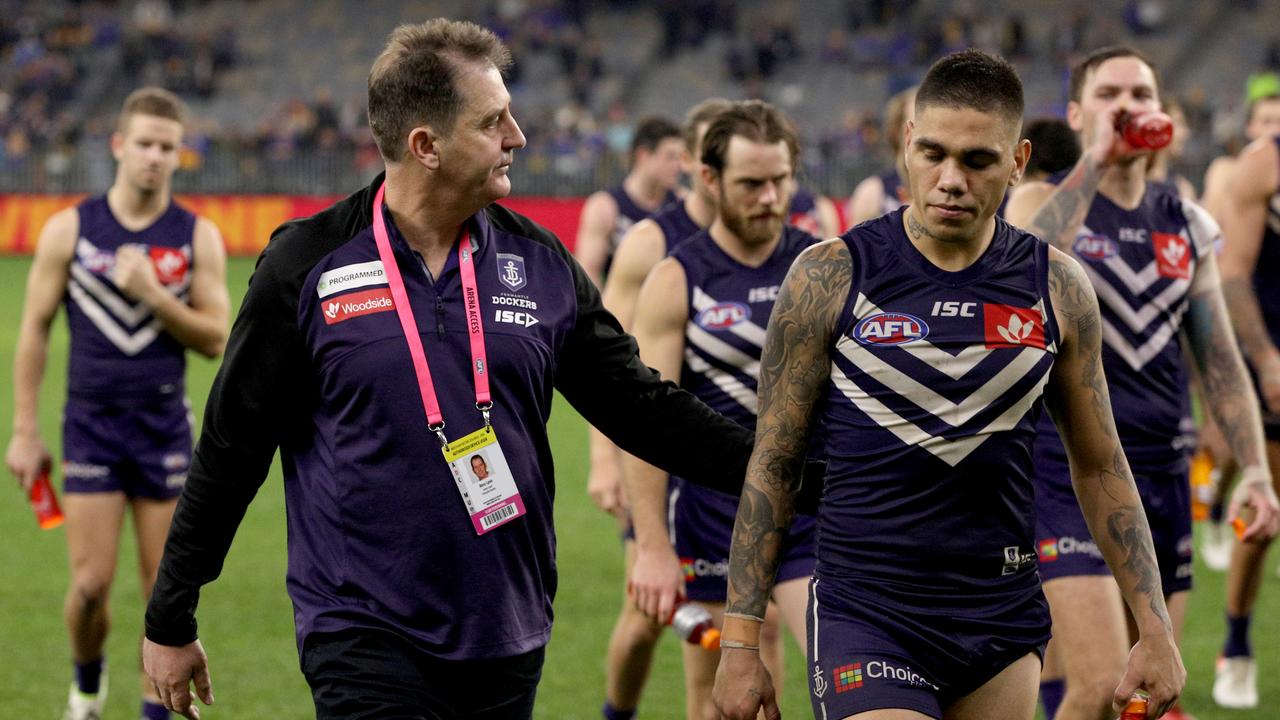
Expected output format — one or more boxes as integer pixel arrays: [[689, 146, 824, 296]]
[[712, 239, 851, 720], [1183, 232, 1280, 541], [1043, 246, 1185, 716]]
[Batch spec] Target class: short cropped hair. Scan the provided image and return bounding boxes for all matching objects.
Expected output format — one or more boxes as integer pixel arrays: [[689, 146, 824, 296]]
[[118, 87, 186, 132], [916, 49, 1024, 127], [1068, 45, 1159, 103], [700, 100, 800, 177], [630, 115, 682, 159], [1024, 117, 1081, 176], [682, 98, 734, 154], [368, 19, 512, 160]]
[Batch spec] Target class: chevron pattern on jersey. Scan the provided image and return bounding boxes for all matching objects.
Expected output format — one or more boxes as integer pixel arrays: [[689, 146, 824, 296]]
[[67, 237, 191, 356], [831, 293, 1055, 467], [684, 286, 767, 416]]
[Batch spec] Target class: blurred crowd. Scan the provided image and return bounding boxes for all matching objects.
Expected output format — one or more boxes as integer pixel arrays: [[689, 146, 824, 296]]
[[2, 0, 1279, 195]]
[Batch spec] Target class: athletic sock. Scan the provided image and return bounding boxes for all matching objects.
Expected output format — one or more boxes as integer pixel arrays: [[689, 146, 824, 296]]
[[1223, 612, 1253, 657], [602, 701, 636, 720], [141, 699, 171, 719], [1210, 500, 1225, 523], [1040, 678, 1065, 720], [74, 656, 104, 695]]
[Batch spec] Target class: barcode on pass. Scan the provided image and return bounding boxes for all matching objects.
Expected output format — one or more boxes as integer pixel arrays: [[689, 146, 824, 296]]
[[481, 504, 517, 529]]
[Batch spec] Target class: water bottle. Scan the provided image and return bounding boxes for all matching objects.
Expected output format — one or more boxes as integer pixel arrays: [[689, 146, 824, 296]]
[[1119, 690, 1149, 720], [1189, 450, 1214, 522], [1115, 111, 1173, 150], [670, 602, 721, 650], [28, 467, 64, 530]]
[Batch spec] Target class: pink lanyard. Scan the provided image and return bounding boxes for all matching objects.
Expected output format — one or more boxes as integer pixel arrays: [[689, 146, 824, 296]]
[[370, 184, 492, 445]]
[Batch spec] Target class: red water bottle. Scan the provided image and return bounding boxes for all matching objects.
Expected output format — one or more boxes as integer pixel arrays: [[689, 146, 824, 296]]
[[670, 602, 721, 650], [1116, 111, 1173, 150], [28, 467, 64, 530], [1119, 690, 1149, 719]]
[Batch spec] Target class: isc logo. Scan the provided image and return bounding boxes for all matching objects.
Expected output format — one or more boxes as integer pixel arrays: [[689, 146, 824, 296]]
[[1073, 233, 1116, 260], [853, 312, 929, 346], [494, 310, 539, 328], [696, 302, 751, 329]]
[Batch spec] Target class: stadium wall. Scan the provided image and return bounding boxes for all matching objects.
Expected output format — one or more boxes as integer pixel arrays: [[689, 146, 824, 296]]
[[0, 195, 592, 256]]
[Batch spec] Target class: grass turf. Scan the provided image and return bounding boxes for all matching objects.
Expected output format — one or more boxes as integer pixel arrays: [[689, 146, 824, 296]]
[[0, 255, 1274, 719]]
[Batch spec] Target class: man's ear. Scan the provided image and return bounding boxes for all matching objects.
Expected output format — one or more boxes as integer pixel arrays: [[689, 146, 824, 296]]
[[407, 125, 442, 170]]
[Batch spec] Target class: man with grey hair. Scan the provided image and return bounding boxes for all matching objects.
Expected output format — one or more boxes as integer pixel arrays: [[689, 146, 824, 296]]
[[140, 18, 765, 719]]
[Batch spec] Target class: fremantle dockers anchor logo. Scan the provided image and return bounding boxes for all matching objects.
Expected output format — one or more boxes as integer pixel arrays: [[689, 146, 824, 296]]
[[497, 253, 527, 292]]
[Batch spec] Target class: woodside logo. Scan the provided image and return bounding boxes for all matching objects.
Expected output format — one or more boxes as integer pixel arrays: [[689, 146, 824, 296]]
[[322, 288, 395, 325]]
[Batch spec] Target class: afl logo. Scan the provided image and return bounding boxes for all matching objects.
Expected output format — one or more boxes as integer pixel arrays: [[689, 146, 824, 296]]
[[696, 302, 751, 329], [853, 312, 929, 346], [1073, 233, 1116, 260]]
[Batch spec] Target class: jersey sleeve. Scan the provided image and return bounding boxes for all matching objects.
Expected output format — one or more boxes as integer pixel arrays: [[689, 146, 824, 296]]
[[145, 235, 314, 646], [1181, 199, 1223, 259]]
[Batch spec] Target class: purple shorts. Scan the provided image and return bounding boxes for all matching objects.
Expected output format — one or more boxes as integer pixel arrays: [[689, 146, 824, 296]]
[[807, 575, 1049, 719], [62, 395, 192, 499], [1034, 452, 1192, 594], [669, 479, 816, 602]]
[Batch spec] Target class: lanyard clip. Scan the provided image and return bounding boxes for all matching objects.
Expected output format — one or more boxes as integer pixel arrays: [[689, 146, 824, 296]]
[[476, 401, 493, 427], [428, 421, 449, 448]]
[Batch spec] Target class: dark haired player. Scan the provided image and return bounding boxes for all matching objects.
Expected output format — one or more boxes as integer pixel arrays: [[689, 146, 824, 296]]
[[1007, 46, 1278, 720], [715, 49, 1184, 720], [574, 115, 684, 287]]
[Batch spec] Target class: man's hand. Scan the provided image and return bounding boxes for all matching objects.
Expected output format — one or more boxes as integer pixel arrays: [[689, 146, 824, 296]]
[[5, 432, 50, 492], [1228, 465, 1280, 542], [1112, 630, 1185, 719], [713, 648, 780, 720], [114, 245, 161, 303], [143, 638, 214, 720], [1085, 106, 1149, 168], [627, 542, 685, 624]]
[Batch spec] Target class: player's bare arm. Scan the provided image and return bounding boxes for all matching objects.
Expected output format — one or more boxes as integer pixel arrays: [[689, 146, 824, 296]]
[[847, 175, 887, 227], [5, 208, 77, 491], [1182, 247, 1280, 541], [587, 219, 668, 517], [1043, 247, 1185, 716], [1218, 139, 1280, 411], [1005, 155, 1104, 251], [114, 217, 230, 358], [714, 239, 851, 720], [622, 257, 691, 623], [574, 190, 619, 288]]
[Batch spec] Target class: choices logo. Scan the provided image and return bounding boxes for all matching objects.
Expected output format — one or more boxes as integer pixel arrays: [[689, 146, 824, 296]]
[[834, 663, 863, 693], [1037, 538, 1059, 562], [321, 288, 395, 325], [679, 556, 728, 581]]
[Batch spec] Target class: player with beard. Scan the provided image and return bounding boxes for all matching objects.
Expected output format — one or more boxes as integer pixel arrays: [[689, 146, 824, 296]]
[[625, 100, 818, 720]]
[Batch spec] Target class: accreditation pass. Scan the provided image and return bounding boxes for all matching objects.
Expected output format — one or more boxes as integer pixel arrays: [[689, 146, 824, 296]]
[[442, 425, 526, 534]]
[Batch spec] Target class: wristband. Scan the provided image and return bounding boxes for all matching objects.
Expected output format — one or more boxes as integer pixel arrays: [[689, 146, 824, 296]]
[[720, 640, 761, 651], [725, 612, 765, 623]]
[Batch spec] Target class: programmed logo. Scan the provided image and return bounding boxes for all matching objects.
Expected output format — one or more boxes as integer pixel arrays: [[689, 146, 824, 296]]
[[696, 302, 751, 330], [852, 312, 929, 346], [1073, 233, 1117, 260]]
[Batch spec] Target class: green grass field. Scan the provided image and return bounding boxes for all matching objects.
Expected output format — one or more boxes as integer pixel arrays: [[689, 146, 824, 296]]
[[0, 254, 1275, 719]]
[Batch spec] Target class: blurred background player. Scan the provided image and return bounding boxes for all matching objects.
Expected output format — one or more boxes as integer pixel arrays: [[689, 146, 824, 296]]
[[1006, 46, 1280, 720], [846, 85, 916, 227], [590, 98, 731, 720], [997, 117, 1081, 218], [1212, 112, 1280, 710], [624, 100, 818, 720], [787, 184, 841, 238], [1202, 73, 1280, 221], [574, 115, 684, 288], [4, 87, 229, 720]]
